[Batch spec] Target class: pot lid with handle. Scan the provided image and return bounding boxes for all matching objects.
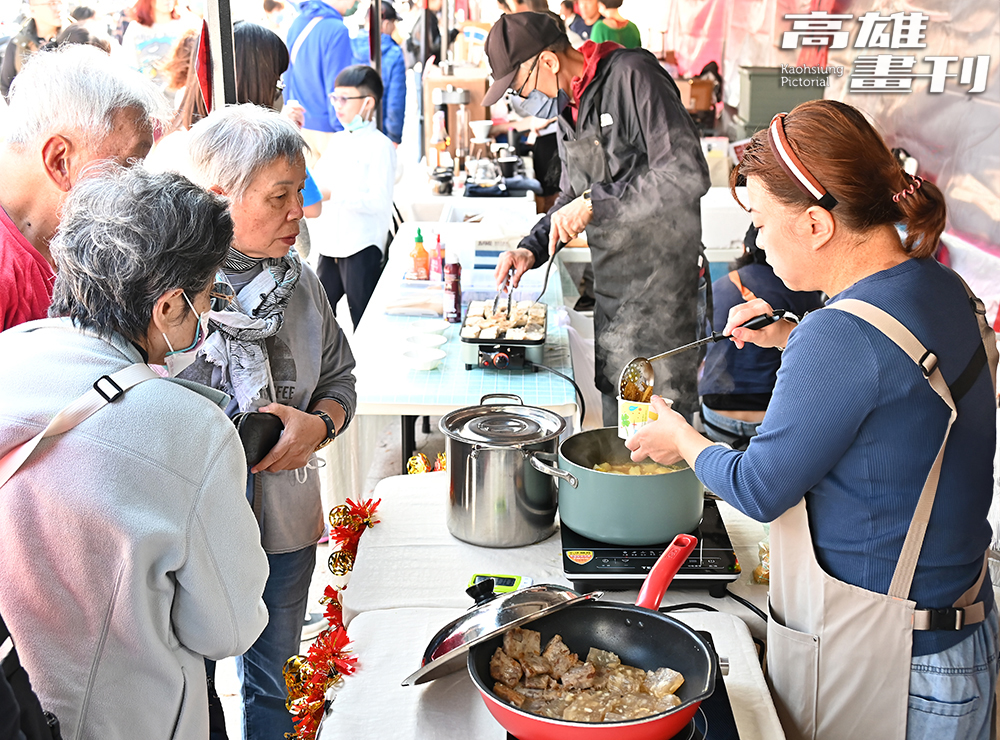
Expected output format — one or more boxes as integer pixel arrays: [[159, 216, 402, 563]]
[[401, 579, 603, 686], [439, 393, 566, 446]]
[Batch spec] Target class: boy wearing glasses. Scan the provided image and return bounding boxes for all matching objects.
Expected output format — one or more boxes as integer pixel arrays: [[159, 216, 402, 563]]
[[310, 65, 397, 329]]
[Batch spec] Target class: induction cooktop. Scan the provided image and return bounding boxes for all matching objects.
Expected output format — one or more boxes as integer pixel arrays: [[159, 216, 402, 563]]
[[561, 498, 741, 596]]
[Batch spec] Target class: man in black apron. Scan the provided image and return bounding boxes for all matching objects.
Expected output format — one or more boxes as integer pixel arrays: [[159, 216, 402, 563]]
[[482, 12, 711, 424]]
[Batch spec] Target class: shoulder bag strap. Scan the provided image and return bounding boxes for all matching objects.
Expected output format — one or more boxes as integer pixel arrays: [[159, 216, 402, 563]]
[[728, 270, 758, 302], [0, 363, 159, 490], [289, 17, 323, 65], [950, 271, 999, 397]]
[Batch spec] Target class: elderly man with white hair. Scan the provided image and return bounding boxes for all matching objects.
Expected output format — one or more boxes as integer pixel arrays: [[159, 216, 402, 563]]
[[0, 44, 162, 331]]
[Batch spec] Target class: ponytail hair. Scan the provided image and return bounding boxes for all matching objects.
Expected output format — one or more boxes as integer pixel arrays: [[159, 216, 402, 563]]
[[730, 99, 946, 259]]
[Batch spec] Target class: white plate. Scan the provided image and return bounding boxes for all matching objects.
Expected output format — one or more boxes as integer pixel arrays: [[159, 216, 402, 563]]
[[403, 348, 446, 371], [409, 320, 452, 335], [407, 333, 447, 349]]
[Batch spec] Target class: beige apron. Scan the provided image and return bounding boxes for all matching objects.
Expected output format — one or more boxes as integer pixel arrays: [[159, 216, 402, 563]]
[[766, 288, 998, 740]]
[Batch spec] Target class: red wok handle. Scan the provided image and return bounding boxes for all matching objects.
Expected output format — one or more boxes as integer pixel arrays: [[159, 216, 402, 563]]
[[635, 534, 698, 610]]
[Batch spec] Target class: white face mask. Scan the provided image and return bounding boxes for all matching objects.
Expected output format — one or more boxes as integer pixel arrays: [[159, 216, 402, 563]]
[[161, 292, 210, 377]]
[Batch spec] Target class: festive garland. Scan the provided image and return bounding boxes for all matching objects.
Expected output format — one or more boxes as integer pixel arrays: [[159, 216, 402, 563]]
[[405, 451, 447, 474], [284, 497, 381, 740]]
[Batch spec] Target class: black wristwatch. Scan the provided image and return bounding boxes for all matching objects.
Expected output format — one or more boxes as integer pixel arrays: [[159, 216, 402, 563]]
[[581, 188, 593, 212], [311, 410, 337, 450]]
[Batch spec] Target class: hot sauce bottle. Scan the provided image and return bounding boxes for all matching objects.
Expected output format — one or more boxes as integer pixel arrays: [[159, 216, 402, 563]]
[[411, 228, 429, 280]]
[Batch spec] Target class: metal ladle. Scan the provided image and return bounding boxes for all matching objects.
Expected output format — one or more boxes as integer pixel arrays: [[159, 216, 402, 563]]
[[618, 310, 792, 402]]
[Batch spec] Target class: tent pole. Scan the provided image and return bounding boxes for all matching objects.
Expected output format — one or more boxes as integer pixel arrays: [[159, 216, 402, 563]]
[[206, 0, 237, 109], [372, 0, 382, 130]]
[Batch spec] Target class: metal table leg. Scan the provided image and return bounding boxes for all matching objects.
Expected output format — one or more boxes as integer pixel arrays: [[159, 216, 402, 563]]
[[401, 414, 417, 472]]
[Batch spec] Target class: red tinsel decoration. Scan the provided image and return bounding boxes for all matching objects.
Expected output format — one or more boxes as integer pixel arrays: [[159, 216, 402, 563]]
[[329, 497, 381, 551], [285, 498, 381, 740]]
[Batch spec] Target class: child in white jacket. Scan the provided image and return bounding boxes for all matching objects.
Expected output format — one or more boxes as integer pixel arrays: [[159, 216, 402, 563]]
[[311, 64, 397, 329]]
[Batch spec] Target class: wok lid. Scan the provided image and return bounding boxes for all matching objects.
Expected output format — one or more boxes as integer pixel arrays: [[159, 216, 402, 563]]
[[401, 580, 603, 686]]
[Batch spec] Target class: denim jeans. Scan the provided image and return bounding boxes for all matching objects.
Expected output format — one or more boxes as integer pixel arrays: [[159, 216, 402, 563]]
[[907, 603, 999, 740], [700, 404, 762, 450], [215, 473, 318, 740], [234, 545, 317, 740]]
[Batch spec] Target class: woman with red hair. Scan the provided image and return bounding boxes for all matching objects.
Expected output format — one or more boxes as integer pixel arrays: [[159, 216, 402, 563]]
[[121, 0, 193, 97]]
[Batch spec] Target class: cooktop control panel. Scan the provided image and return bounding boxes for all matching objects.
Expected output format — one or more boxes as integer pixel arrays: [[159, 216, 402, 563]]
[[562, 498, 741, 596], [478, 345, 527, 370]]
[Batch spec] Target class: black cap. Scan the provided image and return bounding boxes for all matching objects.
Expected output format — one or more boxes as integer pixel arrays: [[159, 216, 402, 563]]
[[482, 12, 565, 107], [381, 2, 401, 21]]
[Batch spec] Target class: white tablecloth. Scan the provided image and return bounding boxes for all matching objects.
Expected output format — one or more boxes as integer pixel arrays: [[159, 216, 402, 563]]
[[317, 472, 783, 740], [341, 473, 771, 642]]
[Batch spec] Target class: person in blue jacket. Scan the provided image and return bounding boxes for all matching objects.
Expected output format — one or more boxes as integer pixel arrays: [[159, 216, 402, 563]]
[[285, 0, 360, 155], [351, 2, 406, 145]]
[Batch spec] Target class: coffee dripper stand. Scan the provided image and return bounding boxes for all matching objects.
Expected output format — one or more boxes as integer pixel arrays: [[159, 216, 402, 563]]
[[468, 138, 502, 185]]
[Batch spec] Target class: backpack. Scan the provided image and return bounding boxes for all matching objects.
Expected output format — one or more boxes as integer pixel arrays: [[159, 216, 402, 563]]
[[1, 613, 61, 740]]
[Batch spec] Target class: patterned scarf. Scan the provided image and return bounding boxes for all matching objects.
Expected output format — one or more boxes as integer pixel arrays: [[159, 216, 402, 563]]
[[202, 247, 303, 411], [223, 245, 266, 273]]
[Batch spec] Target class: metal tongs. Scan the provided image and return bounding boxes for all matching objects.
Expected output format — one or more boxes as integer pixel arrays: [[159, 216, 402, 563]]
[[493, 267, 514, 317], [534, 241, 565, 305]]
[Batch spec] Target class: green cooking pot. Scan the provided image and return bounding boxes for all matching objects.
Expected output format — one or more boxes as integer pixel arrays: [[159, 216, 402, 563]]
[[530, 427, 704, 545]]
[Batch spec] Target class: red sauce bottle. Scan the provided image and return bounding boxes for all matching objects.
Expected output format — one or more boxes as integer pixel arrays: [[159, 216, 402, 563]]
[[443, 253, 462, 323]]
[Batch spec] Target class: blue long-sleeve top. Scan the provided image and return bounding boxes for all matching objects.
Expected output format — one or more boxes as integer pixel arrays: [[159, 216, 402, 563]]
[[695, 258, 995, 655], [285, 2, 355, 133], [352, 33, 406, 144]]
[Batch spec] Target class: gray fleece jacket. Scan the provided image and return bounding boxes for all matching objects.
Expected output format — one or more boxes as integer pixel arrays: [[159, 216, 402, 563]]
[[181, 262, 358, 553], [0, 318, 269, 740]]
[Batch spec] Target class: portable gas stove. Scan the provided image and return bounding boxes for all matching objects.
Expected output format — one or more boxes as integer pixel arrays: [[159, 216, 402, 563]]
[[507, 631, 741, 740], [561, 498, 741, 596]]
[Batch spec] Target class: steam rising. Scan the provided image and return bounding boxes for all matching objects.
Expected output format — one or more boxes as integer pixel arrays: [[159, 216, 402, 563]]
[[588, 191, 705, 419]]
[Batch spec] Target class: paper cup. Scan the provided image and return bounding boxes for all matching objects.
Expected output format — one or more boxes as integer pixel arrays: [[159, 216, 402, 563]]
[[617, 397, 670, 439]]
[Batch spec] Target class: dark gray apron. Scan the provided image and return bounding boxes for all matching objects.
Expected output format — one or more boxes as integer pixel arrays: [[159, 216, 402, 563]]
[[562, 90, 701, 417]]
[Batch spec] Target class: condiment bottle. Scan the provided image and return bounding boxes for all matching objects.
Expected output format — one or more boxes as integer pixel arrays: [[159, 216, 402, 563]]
[[429, 234, 444, 282], [443, 251, 462, 323], [454, 102, 470, 171], [430, 111, 449, 169], [411, 228, 429, 280]]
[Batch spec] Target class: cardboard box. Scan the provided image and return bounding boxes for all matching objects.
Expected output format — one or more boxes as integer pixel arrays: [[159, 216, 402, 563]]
[[677, 78, 715, 112], [738, 66, 828, 125]]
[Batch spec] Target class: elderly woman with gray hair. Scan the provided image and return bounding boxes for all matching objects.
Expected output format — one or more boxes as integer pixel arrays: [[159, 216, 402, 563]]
[[0, 165, 269, 740], [180, 103, 357, 740]]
